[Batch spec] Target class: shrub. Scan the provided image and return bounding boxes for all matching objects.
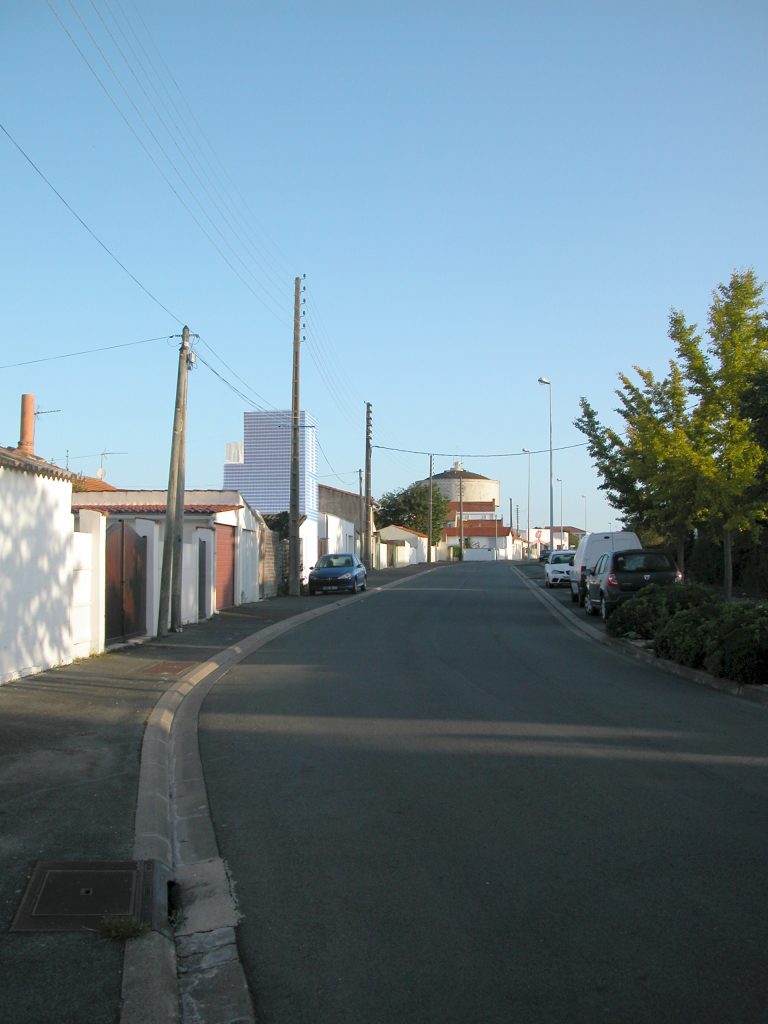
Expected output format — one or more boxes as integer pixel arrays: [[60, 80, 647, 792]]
[[607, 583, 716, 641], [654, 606, 720, 668], [703, 602, 768, 686]]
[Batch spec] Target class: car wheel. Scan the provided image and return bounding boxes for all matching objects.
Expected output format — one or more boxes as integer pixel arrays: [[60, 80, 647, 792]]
[[352, 578, 359, 594], [570, 587, 579, 603], [578, 588, 586, 607], [600, 596, 612, 621]]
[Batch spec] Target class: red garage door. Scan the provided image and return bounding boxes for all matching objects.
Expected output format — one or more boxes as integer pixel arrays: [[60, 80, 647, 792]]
[[215, 524, 235, 610]]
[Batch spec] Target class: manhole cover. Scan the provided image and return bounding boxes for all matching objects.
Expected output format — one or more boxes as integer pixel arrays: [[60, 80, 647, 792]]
[[10, 860, 172, 934]]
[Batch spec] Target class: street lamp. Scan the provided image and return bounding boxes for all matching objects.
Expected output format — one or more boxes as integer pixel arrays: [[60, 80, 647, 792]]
[[522, 448, 531, 559], [581, 494, 587, 534], [537, 376, 553, 556], [556, 477, 563, 550]]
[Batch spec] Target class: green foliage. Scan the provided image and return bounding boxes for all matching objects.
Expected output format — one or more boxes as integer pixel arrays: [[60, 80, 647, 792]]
[[576, 270, 768, 595], [263, 511, 289, 539], [654, 606, 720, 668], [608, 582, 768, 686], [376, 482, 450, 547], [701, 602, 768, 685], [606, 583, 717, 640]]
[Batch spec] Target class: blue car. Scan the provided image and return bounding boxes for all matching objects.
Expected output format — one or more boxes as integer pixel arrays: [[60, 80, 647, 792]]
[[308, 553, 367, 595]]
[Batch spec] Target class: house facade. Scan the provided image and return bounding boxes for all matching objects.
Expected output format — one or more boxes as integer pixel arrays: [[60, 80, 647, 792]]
[[71, 489, 277, 643], [375, 524, 430, 567], [1, 445, 107, 684]]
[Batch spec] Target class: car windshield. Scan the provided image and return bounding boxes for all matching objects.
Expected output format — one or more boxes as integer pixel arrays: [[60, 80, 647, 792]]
[[614, 552, 674, 572], [316, 555, 354, 568], [551, 553, 572, 564]]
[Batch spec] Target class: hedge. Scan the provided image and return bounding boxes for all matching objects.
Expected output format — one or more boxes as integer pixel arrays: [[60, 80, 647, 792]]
[[606, 584, 768, 687]]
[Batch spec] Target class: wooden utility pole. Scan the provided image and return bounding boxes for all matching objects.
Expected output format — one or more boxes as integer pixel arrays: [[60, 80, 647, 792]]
[[363, 402, 372, 569], [159, 326, 190, 635], [459, 473, 464, 553], [289, 277, 302, 596], [427, 454, 433, 563], [358, 468, 364, 558]]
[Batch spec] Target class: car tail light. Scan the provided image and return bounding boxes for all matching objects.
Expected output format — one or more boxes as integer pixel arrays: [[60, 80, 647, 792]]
[[606, 571, 619, 587], [579, 565, 586, 581]]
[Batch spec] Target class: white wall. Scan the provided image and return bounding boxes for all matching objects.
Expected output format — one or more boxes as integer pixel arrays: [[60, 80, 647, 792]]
[[462, 548, 495, 561], [71, 509, 105, 660], [0, 468, 74, 684]]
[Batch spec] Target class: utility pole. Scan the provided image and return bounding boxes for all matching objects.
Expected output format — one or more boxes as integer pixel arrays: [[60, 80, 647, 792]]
[[289, 277, 302, 596], [159, 326, 191, 636], [427, 454, 433, 563], [364, 402, 372, 569], [359, 469, 364, 558], [459, 473, 464, 554]]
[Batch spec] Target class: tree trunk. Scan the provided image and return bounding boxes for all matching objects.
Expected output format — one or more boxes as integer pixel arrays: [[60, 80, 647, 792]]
[[723, 526, 733, 600], [676, 535, 686, 575]]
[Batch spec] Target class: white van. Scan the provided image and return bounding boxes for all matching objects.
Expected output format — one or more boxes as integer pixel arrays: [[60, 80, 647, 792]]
[[569, 531, 642, 606]]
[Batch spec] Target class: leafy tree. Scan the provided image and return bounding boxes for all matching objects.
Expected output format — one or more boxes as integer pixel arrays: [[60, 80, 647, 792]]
[[671, 270, 768, 596], [376, 482, 450, 547], [575, 359, 700, 569], [576, 270, 768, 597]]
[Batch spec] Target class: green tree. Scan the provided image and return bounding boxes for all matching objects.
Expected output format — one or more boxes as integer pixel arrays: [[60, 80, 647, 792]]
[[575, 359, 700, 569], [576, 270, 768, 597], [671, 270, 768, 597], [376, 482, 450, 547]]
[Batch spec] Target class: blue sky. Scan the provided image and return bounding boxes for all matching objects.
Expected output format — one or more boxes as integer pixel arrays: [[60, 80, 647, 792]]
[[3, 1, 766, 535]]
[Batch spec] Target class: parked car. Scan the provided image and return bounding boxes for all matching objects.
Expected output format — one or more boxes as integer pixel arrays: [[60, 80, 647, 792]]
[[585, 548, 682, 620], [538, 548, 550, 563], [569, 530, 642, 606], [308, 553, 367, 595], [544, 549, 575, 587]]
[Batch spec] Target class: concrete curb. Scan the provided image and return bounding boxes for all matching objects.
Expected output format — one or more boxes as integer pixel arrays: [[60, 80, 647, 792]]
[[120, 568, 440, 1024], [512, 566, 768, 708]]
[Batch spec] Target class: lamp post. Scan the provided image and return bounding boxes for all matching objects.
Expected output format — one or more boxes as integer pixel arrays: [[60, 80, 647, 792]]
[[556, 477, 563, 550], [522, 447, 531, 559], [581, 494, 587, 534], [537, 376, 553, 555]]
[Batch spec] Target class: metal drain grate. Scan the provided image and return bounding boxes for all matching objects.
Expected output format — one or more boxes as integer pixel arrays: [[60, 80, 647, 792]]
[[10, 860, 173, 935]]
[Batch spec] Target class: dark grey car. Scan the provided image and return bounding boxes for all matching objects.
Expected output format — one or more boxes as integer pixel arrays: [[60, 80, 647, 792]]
[[585, 549, 682, 620]]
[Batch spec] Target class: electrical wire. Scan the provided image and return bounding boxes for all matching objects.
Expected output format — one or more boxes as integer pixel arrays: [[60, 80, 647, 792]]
[[196, 336, 280, 412], [0, 334, 173, 369], [1, 120, 184, 324], [373, 441, 589, 458], [49, 0, 290, 324]]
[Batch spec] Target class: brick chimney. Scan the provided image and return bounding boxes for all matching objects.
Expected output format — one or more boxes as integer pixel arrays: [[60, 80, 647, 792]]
[[17, 393, 35, 457]]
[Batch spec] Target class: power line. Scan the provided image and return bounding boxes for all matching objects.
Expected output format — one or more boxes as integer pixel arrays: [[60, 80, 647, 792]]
[[0, 334, 172, 369], [196, 336, 279, 412], [0, 120, 183, 324], [373, 441, 589, 458], [48, 0, 290, 324]]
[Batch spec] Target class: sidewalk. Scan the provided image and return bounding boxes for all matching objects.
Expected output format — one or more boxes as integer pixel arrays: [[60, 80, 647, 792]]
[[0, 562, 439, 1024]]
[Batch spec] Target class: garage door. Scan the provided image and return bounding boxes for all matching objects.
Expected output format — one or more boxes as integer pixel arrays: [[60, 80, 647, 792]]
[[215, 524, 235, 609]]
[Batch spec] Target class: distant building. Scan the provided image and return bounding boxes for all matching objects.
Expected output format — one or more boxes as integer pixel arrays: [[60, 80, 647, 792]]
[[223, 409, 319, 578], [418, 460, 500, 528], [224, 409, 318, 518]]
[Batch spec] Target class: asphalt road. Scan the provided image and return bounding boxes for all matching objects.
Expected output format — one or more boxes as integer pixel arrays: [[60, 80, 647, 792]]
[[198, 561, 768, 1024]]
